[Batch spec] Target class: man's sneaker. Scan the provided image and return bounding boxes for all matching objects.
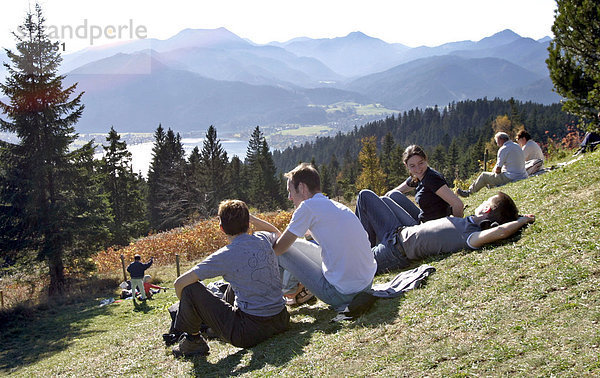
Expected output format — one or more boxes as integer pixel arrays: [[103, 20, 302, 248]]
[[172, 334, 209, 357], [456, 188, 470, 198]]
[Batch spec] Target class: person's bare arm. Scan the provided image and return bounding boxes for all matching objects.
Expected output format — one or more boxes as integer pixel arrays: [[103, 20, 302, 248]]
[[385, 181, 411, 196], [249, 214, 281, 236], [174, 269, 200, 299], [273, 229, 298, 256], [435, 184, 464, 218], [469, 215, 535, 248]]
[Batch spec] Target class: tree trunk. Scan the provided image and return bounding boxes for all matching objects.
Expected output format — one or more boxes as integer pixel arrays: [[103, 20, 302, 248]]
[[47, 246, 66, 296]]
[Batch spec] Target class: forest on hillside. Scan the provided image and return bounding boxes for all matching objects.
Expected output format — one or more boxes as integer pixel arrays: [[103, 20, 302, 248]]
[[273, 98, 577, 173], [272, 98, 578, 203]]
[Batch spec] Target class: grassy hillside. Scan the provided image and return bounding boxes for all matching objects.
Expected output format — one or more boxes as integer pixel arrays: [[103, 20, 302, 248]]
[[1, 151, 599, 376]]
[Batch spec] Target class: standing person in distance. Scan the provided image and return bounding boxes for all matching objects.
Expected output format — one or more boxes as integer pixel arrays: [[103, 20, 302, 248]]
[[382, 145, 464, 226], [127, 254, 153, 301]]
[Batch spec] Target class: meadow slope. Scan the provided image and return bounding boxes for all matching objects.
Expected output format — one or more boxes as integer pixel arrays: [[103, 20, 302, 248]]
[[1, 151, 599, 377]]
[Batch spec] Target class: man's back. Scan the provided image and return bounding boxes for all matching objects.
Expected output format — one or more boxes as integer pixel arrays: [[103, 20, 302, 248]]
[[287, 193, 376, 294], [522, 140, 545, 162], [192, 232, 285, 317], [498, 141, 528, 180]]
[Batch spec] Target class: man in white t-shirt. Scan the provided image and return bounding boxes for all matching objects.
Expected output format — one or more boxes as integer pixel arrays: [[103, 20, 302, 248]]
[[457, 132, 528, 197], [251, 163, 377, 311]]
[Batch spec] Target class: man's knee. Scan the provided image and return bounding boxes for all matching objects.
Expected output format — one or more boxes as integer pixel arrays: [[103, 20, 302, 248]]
[[357, 189, 378, 209], [181, 281, 205, 300]]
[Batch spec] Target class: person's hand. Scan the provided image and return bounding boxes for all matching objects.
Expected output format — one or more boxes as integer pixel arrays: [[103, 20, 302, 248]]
[[520, 214, 535, 224]]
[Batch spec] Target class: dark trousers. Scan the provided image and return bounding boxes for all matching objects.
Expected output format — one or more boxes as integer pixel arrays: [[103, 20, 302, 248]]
[[174, 282, 290, 348]]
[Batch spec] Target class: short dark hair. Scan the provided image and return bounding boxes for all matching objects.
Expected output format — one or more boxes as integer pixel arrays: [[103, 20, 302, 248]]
[[284, 163, 321, 193], [516, 130, 531, 141], [487, 192, 519, 225], [218, 200, 249, 235]]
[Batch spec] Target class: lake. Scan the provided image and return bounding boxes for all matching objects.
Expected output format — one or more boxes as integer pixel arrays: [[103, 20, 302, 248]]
[[106, 138, 249, 177]]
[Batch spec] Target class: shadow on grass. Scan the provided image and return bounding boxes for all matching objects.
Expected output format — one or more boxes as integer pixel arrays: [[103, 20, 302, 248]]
[[182, 297, 407, 376], [132, 298, 155, 313], [0, 297, 116, 373], [169, 304, 341, 375]]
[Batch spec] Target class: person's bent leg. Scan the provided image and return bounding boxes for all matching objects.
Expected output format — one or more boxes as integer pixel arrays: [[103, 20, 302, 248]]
[[470, 172, 494, 193], [174, 282, 238, 344], [355, 189, 405, 246], [278, 240, 359, 310], [386, 190, 420, 222]]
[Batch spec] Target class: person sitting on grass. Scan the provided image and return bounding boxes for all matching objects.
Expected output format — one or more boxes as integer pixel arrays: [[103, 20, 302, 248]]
[[356, 189, 535, 274], [140, 275, 168, 299], [383, 144, 464, 224], [171, 200, 289, 358], [457, 132, 528, 197], [249, 163, 377, 313]]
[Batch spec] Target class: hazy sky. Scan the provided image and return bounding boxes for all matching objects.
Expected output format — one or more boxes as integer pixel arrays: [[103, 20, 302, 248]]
[[1, 0, 557, 53]]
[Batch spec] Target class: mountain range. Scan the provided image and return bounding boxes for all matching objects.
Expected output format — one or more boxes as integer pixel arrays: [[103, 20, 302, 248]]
[[1, 28, 560, 135]]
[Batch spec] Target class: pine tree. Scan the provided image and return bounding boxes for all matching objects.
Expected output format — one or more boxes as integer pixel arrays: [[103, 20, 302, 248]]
[[147, 126, 188, 230], [380, 132, 395, 188], [66, 142, 111, 273], [227, 155, 247, 202], [387, 144, 407, 189], [245, 126, 283, 210], [100, 127, 148, 246], [186, 146, 208, 220], [199, 125, 229, 214], [356, 136, 387, 195], [0, 4, 107, 294], [547, 0, 600, 131], [260, 139, 284, 209]]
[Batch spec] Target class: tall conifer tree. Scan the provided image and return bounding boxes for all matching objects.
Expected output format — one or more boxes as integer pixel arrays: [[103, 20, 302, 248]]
[[147, 126, 187, 230], [0, 4, 108, 294], [199, 125, 229, 213], [100, 127, 148, 246]]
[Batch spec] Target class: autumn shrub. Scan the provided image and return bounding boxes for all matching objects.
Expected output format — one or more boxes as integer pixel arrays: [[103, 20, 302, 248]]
[[94, 211, 293, 274]]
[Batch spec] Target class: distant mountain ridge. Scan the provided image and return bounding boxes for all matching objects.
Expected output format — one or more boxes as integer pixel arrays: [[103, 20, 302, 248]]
[[0, 28, 559, 135]]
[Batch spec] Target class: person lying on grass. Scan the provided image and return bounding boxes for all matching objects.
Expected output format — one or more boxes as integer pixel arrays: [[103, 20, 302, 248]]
[[355, 189, 535, 274], [171, 199, 289, 358]]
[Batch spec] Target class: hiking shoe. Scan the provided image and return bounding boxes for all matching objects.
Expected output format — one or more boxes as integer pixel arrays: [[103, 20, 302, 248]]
[[172, 334, 209, 357], [456, 188, 470, 198]]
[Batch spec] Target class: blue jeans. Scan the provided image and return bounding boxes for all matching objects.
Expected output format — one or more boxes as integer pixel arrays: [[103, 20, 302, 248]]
[[355, 189, 418, 274], [278, 239, 371, 311]]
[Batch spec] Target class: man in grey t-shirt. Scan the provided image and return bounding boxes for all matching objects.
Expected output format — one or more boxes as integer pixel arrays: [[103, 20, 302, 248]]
[[457, 132, 528, 197], [356, 190, 535, 274], [172, 200, 289, 358]]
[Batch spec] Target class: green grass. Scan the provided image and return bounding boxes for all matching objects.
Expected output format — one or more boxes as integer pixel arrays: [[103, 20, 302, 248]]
[[275, 125, 333, 137], [2, 152, 600, 376], [322, 101, 400, 116]]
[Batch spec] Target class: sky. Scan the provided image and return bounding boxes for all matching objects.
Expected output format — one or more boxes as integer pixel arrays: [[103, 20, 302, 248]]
[[1, 0, 557, 53]]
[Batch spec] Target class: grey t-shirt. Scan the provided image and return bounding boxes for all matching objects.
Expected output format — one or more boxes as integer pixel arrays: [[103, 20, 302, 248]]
[[400, 217, 481, 260], [192, 231, 285, 317]]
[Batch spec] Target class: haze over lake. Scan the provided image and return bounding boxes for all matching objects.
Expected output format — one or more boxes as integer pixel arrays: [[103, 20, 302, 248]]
[[106, 138, 248, 177]]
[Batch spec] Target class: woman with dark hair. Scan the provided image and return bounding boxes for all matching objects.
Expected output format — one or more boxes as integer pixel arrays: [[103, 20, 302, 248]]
[[384, 145, 464, 224]]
